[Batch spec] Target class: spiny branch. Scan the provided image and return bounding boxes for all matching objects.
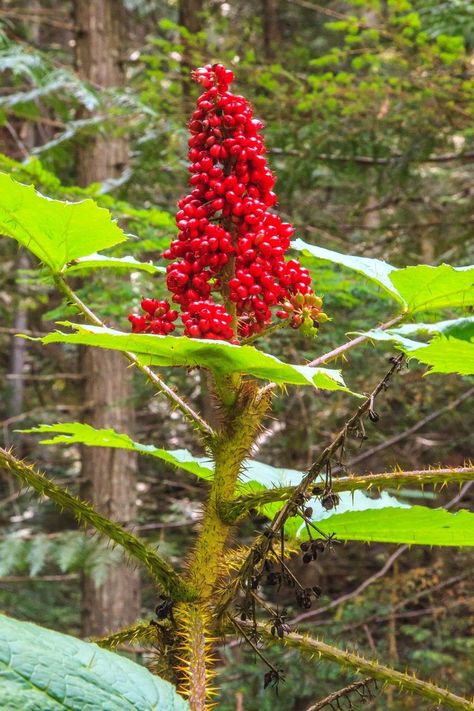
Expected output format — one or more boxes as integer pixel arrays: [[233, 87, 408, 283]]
[[0, 446, 193, 601], [217, 355, 405, 615], [53, 274, 216, 439], [259, 625, 474, 711], [308, 314, 404, 367], [224, 465, 474, 520]]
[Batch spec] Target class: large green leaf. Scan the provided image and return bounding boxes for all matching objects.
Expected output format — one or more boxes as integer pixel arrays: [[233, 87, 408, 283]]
[[292, 239, 474, 314], [309, 507, 474, 546], [0, 614, 188, 710], [36, 323, 351, 391], [360, 318, 474, 375], [64, 254, 165, 275], [410, 336, 474, 375], [21, 423, 214, 482], [0, 173, 126, 272], [291, 238, 402, 302], [390, 265, 474, 314]]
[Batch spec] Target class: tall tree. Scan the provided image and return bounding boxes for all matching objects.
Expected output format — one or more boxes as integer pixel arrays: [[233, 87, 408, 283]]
[[74, 0, 140, 637]]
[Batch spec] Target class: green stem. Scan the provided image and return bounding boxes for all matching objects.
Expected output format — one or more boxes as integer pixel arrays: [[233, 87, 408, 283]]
[[187, 382, 271, 598], [261, 626, 474, 711], [223, 465, 474, 521], [53, 274, 215, 439], [0, 446, 193, 600]]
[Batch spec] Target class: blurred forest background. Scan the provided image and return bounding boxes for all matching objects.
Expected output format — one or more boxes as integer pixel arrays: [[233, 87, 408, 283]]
[[0, 1, 473, 709]]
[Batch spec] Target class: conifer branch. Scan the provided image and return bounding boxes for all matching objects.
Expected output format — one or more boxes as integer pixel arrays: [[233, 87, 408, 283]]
[[52, 274, 216, 439], [223, 465, 474, 520], [0, 446, 193, 601], [259, 625, 474, 711]]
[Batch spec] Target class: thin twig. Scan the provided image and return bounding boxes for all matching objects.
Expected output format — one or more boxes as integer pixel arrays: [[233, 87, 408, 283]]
[[308, 314, 403, 367], [217, 355, 405, 616], [305, 678, 375, 711], [338, 387, 474, 470]]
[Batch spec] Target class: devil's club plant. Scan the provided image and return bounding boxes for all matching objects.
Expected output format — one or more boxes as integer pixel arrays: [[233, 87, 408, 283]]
[[0, 65, 473, 711]]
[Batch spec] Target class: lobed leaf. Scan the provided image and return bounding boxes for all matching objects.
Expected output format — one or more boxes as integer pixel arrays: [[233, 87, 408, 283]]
[[290, 505, 474, 546], [0, 614, 188, 710], [361, 317, 474, 375], [21, 423, 214, 482], [0, 173, 126, 272], [292, 239, 474, 314], [35, 323, 351, 391], [292, 238, 402, 301]]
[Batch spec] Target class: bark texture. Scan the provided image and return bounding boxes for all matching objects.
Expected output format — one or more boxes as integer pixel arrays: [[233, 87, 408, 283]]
[[74, 0, 139, 637]]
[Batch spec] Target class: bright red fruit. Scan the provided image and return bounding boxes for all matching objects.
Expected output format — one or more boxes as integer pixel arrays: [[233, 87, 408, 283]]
[[129, 63, 323, 342]]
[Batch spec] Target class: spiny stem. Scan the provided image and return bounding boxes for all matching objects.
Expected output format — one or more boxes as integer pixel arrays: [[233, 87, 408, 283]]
[[53, 274, 215, 439], [223, 465, 474, 520], [308, 314, 404, 367], [261, 625, 474, 711], [0, 445, 193, 601]]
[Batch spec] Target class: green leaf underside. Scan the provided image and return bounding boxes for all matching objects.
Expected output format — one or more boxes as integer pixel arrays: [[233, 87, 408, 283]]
[[291, 238, 402, 302], [0, 614, 188, 711], [411, 337, 474, 375], [0, 173, 126, 272], [303, 507, 474, 546], [35, 324, 350, 391], [21, 423, 214, 482], [360, 318, 474, 375], [64, 254, 165, 275], [292, 239, 474, 314]]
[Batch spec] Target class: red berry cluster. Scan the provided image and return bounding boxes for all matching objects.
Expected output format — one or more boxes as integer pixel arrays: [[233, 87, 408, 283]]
[[129, 63, 322, 343], [128, 298, 178, 335], [182, 301, 236, 342]]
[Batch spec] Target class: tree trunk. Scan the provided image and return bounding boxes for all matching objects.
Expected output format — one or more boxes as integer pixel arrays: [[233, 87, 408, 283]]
[[179, 0, 205, 105], [74, 0, 140, 637], [261, 0, 281, 60]]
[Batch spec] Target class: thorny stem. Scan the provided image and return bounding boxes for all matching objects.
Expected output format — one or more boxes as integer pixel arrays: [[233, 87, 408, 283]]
[[223, 465, 474, 520], [258, 625, 474, 711], [53, 274, 215, 439], [216, 354, 406, 615], [0, 446, 192, 601], [230, 616, 278, 673], [308, 314, 404, 367]]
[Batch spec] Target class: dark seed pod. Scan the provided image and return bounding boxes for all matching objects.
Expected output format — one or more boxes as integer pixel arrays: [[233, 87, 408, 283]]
[[312, 486, 323, 495], [304, 507, 313, 518], [302, 552, 313, 564], [300, 541, 310, 552], [368, 408, 379, 422], [312, 585, 322, 597]]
